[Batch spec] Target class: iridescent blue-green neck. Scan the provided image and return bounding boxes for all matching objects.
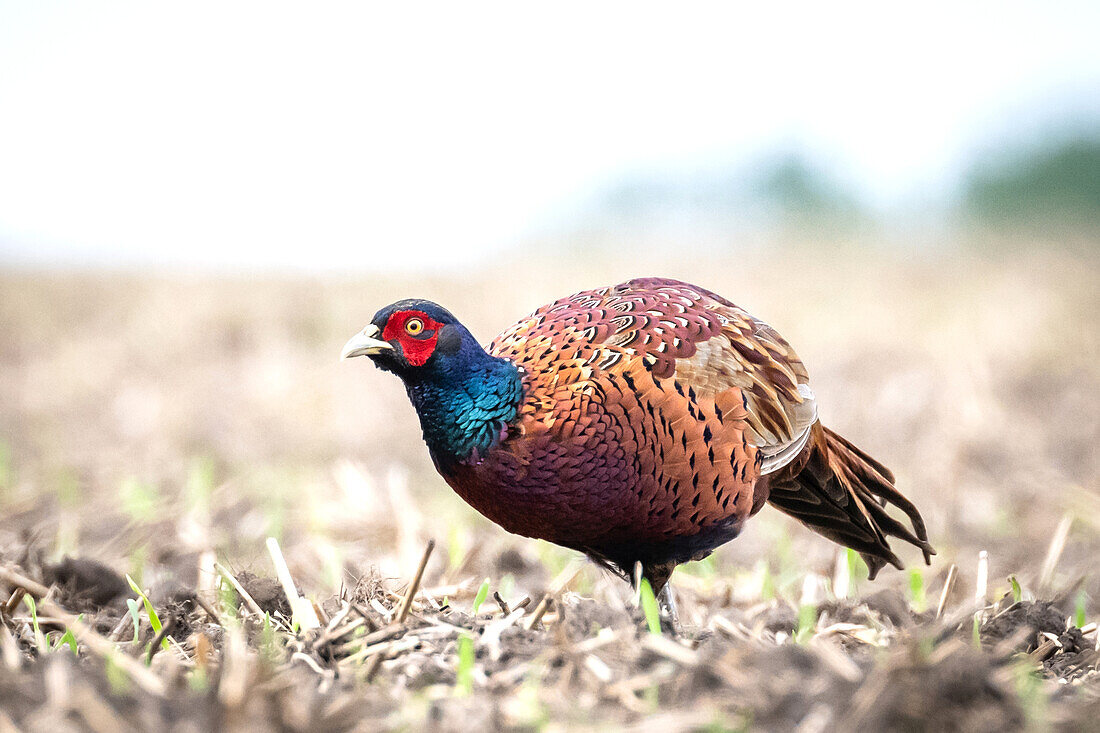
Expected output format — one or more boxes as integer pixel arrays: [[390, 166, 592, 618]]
[[402, 339, 523, 470]]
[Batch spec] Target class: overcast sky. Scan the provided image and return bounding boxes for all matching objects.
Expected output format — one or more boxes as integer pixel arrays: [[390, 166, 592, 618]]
[[1, 1, 1098, 272]]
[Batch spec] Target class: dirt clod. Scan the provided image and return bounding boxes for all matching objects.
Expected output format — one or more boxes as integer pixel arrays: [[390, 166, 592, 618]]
[[235, 571, 292, 618], [41, 556, 130, 611], [980, 600, 1066, 653]]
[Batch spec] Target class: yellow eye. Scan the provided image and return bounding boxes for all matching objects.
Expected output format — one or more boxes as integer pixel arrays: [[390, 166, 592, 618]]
[[405, 318, 424, 335]]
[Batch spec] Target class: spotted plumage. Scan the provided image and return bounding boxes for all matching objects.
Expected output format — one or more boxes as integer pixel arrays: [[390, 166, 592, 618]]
[[343, 278, 934, 593]]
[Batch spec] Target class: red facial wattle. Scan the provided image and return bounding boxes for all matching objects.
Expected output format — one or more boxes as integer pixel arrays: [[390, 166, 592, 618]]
[[382, 310, 444, 367]]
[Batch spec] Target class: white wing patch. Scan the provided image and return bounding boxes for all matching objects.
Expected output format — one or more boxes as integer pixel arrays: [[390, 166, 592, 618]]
[[759, 384, 818, 475]]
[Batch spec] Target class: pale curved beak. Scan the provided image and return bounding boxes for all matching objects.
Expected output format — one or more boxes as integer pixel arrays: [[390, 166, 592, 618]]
[[341, 324, 394, 360]]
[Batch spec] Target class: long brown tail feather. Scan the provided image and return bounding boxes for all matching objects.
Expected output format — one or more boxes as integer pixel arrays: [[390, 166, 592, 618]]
[[765, 423, 935, 579]]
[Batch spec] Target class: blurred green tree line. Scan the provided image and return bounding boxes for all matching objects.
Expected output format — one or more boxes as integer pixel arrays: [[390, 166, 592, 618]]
[[594, 130, 1100, 232], [966, 136, 1100, 226]]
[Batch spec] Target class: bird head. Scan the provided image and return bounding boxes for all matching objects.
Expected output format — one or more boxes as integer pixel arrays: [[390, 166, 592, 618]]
[[342, 298, 523, 465], [341, 299, 468, 378]]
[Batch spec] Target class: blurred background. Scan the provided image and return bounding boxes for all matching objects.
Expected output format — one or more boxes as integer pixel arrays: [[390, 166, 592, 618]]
[[1, 1, 1098, 615]]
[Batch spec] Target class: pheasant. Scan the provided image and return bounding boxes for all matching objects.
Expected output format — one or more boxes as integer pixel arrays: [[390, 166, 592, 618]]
[[342, 278, 934, 610]]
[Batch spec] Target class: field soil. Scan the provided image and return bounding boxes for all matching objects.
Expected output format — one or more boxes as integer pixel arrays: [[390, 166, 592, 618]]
[[1, 239, 1098, 731]]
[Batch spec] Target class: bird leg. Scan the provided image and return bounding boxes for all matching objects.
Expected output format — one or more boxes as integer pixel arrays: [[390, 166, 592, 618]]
[[656, 583, 681, 632]]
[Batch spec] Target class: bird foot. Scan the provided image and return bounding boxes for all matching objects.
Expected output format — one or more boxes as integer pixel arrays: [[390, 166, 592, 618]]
[[657, 584, 682, 635]]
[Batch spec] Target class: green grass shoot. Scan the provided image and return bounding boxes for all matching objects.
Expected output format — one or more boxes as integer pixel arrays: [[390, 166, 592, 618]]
[[446, 524, 469, 572], [104, 653, 130, 695], [701, 713, 753, 733], [848, 548, 869, 584], [217, 576, 241, 621], [1009, 575, 1022, 603], [119, 477, 158, 523], [972, 613, 983, 648], [1074, 589, 1087, 628], [472, 578, 490, 614], [126, 574, 170, 652], [455, 633, 474, 696], [908, 568, 926, 613], [498, 573, 516, 603], [53, 615, 81, 655], [23, 595, 47, 653], [638, 578, 662, 635], [1013, 659, 1049, 727], [125, 598, 142, 643], [259, 613, 282, 669], [757, 560, 775, 601], [319, 542, 344, 594], [841, 548, 856, 598], [795, 602, 817, 645]]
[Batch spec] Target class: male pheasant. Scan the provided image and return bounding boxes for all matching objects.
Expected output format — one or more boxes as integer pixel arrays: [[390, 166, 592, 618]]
[[342, 278, 934, 600]]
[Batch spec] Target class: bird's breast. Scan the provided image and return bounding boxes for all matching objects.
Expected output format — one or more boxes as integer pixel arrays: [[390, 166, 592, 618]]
[[437, 368, 763, 551]]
